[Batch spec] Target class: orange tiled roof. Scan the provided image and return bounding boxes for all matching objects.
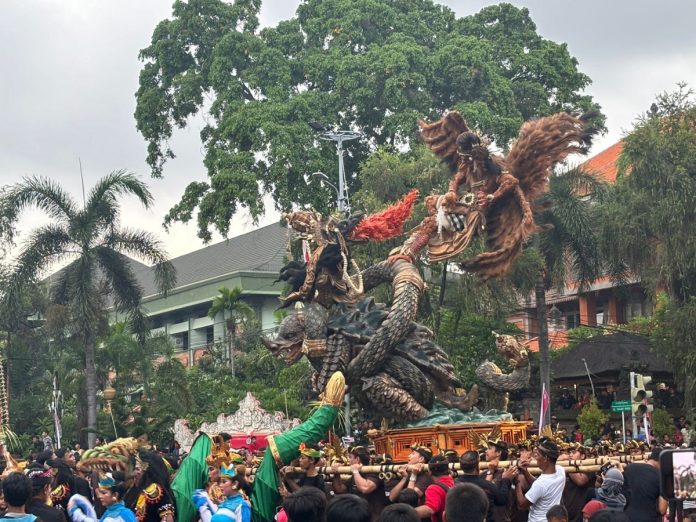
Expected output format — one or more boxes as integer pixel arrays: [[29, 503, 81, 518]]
[[580, 141, 623, 183], [526, 330, 568, 352]]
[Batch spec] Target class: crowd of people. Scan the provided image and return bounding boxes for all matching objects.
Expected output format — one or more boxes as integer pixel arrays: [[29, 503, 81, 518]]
[[0, 427, 687, 522], [557, 386, 684, 413], [192, 429, 679, 522], [0, 442, 177, 522]]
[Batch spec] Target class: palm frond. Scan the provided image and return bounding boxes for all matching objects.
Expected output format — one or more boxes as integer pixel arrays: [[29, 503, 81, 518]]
[[93, 246, 143, 310], [127, 308, 151, 344], [103, 228, 176, 295], [3, 224, 73, 306], [2, 176, 77, 228], [535, 167, 605, 291], [86, 170, 153, 210]]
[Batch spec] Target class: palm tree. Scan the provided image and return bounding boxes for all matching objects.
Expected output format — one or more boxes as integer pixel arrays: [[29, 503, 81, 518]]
[[207, 286, 255, 377], [532, 167, 606, 424], [0, 172, 175, 447]]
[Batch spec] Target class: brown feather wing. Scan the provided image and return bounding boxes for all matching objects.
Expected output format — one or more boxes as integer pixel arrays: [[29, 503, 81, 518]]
[[462, 113, 596, 280], [419, 112, 470, 173], [461, 188, 535, 281], [507, 112, 596, 201]]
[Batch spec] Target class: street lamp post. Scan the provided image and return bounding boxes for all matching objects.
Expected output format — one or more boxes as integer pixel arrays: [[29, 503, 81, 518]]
[[309, 125, 362, 437], [102, 385, 118, 440], [315, 129, 361, 215]]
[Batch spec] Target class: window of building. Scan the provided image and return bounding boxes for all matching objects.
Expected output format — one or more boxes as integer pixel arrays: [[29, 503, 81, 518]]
[[624, 293, 652, 322], [565, 312, 581, 329], [173, 332, 188, 351], [206, 326, 214, 345]]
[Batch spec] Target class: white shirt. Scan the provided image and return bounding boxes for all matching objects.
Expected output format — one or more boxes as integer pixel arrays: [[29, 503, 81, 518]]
[[525, 464, 566, 522]]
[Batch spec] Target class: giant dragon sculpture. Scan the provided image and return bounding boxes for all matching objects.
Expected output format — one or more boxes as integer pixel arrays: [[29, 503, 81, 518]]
[[264, 111, 596, 423]]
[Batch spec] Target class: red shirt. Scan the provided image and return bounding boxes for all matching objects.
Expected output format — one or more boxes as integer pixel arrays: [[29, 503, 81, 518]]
[[424, 475, 455, 522]]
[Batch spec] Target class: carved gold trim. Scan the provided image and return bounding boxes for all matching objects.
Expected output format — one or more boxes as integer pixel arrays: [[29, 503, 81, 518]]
[[267, 435, 283, 467]]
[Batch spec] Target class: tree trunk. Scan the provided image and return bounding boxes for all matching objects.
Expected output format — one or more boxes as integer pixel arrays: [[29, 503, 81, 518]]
[[535, 270, 551, 426], [84, 339, 98, 448], [229, 325, 236, 378]]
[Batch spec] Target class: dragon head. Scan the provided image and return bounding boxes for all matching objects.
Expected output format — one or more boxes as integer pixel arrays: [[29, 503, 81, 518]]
[[261, 313, 305, 364], [76, 437, 150, 474], [492, 331, 529, 369]]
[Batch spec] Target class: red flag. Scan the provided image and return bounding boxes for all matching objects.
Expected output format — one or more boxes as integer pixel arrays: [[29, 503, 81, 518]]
[[539, 383, 550, 435]]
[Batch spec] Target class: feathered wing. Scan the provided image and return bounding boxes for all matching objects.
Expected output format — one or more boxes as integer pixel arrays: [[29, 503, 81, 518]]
[[461, 180, 533, 280], [463, 113, 597, 280], [507, 112, 598, 202], [418, 111, 469, 173]]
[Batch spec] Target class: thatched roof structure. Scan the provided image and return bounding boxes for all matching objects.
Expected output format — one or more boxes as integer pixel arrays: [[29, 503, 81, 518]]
[[551, 331, 673, 382]]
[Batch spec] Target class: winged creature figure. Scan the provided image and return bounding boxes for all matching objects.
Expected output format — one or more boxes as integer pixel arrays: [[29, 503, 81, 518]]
[[398, 111, 598, 280]]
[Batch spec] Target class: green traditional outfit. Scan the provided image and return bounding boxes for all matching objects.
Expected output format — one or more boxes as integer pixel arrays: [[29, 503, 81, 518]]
[[172, 433, 213, 522], [251, 372, 345, 522]]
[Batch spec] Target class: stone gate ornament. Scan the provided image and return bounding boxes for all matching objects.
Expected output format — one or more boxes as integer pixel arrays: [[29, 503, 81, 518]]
[[173, 392, 301, 451]]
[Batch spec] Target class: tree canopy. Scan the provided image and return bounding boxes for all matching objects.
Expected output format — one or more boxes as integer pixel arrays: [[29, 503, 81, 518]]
[[598, 85, 696, 303], [595, 84, 696, 411], [136, 0, 602, 241]]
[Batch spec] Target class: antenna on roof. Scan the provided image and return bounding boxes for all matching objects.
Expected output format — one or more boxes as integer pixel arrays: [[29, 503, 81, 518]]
[[79, 157, 86, 208]]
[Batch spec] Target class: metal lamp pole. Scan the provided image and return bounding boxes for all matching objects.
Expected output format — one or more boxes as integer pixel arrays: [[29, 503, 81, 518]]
[[310, 127, 362, 436], [318, 130, 361, 215]]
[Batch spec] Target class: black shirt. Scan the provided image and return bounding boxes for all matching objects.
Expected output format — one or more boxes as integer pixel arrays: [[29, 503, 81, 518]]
[[623, 463, 662, 522], [297, 474, 327, 494], [563, 472, 595, 522], [75, 477, 93, 503], [27, 499, 66, 522], [456, 475, 510, 522], [346, 474, 387, 522]]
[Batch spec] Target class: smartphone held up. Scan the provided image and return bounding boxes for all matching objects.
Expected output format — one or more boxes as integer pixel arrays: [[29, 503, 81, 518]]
[[660, 448, 696, 500]]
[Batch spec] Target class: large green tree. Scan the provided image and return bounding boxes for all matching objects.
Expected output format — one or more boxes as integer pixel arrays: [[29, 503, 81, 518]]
[[136, 0, 602, 241], [596, 85, 696, 410], [0, 173, 176, 447]]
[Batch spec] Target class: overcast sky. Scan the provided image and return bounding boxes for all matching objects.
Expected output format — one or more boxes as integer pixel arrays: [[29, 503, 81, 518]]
[[1, 0, 695, 264]]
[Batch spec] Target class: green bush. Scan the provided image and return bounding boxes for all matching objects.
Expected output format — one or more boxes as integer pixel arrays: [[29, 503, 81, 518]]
[[577, 399, 608, 440], [651, 408, 675, 441]]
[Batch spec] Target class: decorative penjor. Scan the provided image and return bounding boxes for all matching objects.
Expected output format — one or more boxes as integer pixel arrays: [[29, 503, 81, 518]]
[[264, 111, 596, 423]]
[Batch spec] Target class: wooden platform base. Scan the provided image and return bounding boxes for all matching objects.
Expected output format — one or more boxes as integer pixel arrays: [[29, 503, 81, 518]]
[[368, 421, 530, 461]]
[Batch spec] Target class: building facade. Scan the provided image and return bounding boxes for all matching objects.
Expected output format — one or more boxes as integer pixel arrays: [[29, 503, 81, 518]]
[[510, 142, 652, 350], [123, 223, 288, 367]]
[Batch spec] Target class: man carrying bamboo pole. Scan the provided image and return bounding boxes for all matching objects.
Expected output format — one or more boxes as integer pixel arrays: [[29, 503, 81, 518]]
[[388, 445, 433, 504], [509, 438, 565, 522], [457, 451, 515, 522], [560, 446, 594, 522], [280, 444, 326, 496], [414, 456, 454, 522], [331, 447, 387, 522]]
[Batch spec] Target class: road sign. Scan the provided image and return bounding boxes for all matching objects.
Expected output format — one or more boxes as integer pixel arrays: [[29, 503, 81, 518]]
[[612, 400, 632, 413]]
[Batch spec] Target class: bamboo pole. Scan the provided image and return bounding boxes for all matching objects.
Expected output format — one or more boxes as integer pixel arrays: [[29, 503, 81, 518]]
[[320, 466, 612, 480], [247, 453, 648, 478]]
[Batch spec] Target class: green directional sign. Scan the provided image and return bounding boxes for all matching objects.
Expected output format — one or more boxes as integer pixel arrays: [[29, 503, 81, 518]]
[[611, 400, 632, 413]]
